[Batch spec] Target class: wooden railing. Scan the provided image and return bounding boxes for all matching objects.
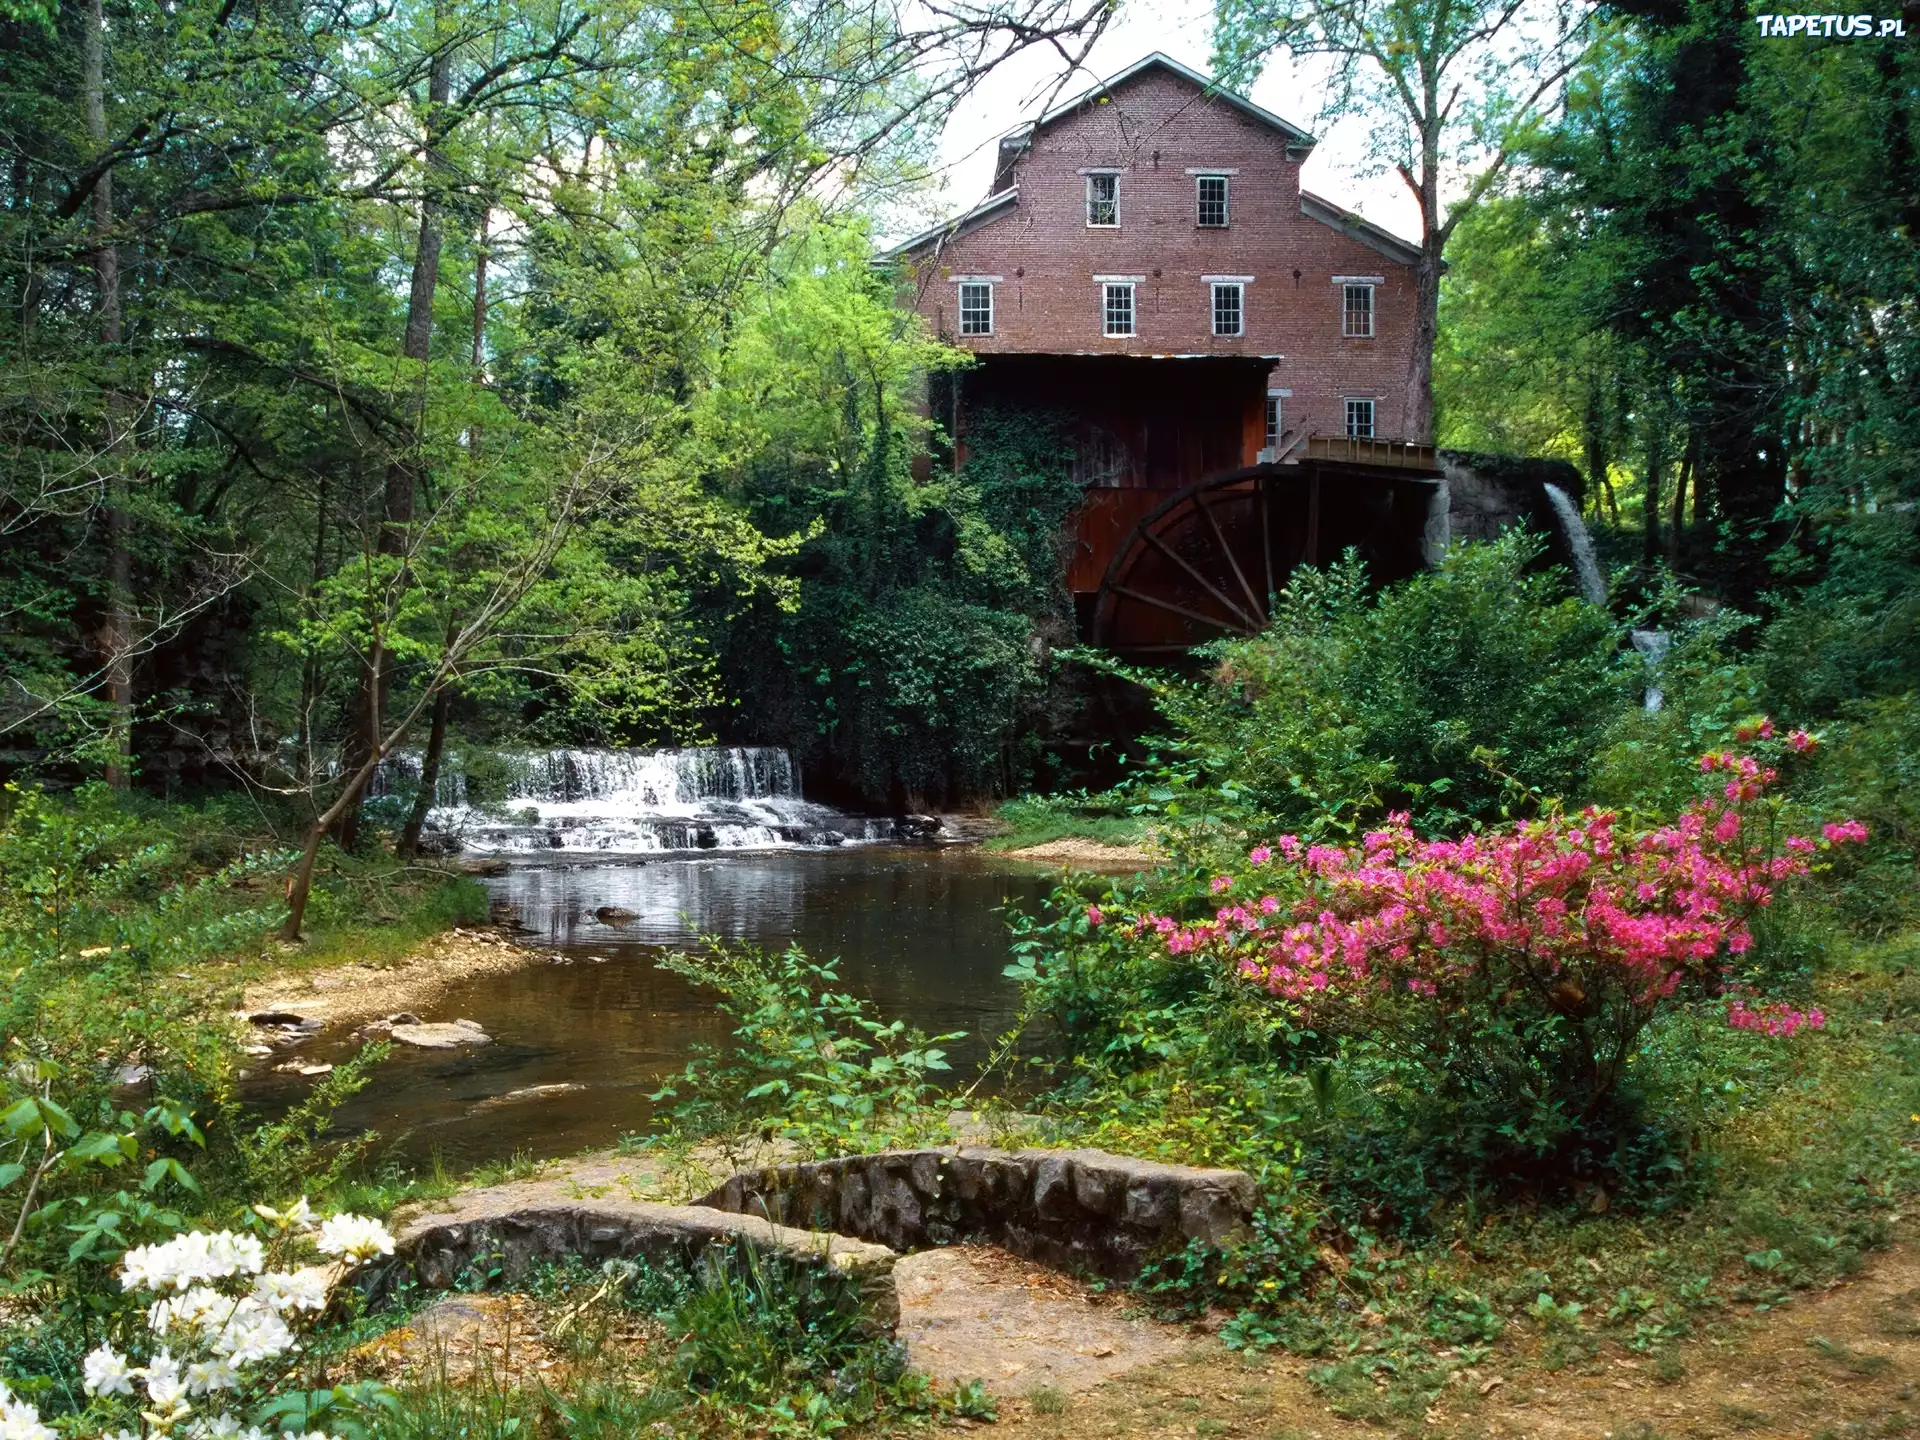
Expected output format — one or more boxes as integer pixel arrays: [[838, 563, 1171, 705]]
[[1303, 435, 1438, 470]]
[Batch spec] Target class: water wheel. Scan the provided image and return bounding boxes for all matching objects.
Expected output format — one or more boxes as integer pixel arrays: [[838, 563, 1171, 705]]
[[1088, 466, 1434, 655]]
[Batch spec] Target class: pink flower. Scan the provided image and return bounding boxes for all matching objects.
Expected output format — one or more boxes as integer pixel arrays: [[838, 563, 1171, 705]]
[[1248, 845, 1273, 866], [1086, 905, 1103, 927], [1822, 820, 1869, 845], [1787, 729, 1818, 753], [1210, 875, 1234, 894]]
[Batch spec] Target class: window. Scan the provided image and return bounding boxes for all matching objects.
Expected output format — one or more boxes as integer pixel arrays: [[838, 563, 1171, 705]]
[[1196, 174, 1229, 227], [1102, 282, 1134, 337], [1086, 172, 1119, 226], [1343, 283, 1375, 338], [1345, 398, 1376, 439], [1264, 394, 1282, 449], [957, 282, 993, 336], [1211, 282, 1243, 337]]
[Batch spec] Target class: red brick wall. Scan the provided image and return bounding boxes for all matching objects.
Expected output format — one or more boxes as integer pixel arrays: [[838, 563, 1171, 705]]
[[902, 66, 1423, 444]]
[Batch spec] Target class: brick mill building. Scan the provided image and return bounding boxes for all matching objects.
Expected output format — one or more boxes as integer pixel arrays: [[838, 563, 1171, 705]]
[[885, 54, 1443, 654]]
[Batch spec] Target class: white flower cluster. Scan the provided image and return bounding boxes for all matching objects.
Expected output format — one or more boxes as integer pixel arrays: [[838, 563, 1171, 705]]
[[312, 1215, 393, 1264], [0, 1379, 56, 1440], [72, 1201, 395, 1440], [120, 1232, 266, 1294]]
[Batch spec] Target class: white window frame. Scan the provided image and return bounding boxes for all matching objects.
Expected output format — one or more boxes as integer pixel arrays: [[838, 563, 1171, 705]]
[[1345, 398, 1377, 439], [956, 280, 994, 336], [1085, 171, 1120, 227], [1210, 281, 1244, 337], [1264, 393, 1283, 450], [1101, 281, 1136, 337], [1342, 282, 1376, 338], [1196, 173, 1230, 228]]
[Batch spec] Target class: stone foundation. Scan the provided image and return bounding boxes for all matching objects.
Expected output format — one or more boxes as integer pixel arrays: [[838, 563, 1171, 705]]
[[694, 1147, 1255, 1281]]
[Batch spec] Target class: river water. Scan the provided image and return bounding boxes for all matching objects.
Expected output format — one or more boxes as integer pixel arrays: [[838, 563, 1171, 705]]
[[247, 848, 1053, 1168]]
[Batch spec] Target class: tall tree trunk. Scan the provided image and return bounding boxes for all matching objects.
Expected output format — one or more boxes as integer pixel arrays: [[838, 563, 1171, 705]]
[[396, 206, 488, 862], [85, 0, 134, 788], [1582, 375, 1610, 522], [1667, 447, 1691, 569], [334, 46, 453, 852], [1642, 421, 1665, 567], [396, 674, 451, 859], [1408, 242, 1438, 443]]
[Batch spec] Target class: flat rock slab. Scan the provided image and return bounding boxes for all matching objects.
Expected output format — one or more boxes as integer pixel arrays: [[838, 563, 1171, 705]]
[[389, 1019, 491, 1048], [895, 1245, 1187, 1395], [359, 1293, 561, 1384]]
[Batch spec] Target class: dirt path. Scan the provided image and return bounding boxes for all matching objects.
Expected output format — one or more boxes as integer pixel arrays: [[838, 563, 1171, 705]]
[[243, 926, 538, 1027], [1009, 1232, 1920, 1439]]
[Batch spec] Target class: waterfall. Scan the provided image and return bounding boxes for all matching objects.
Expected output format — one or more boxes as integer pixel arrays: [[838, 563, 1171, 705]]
[[1541, 483, 1608, 608], [377, 745, 898, 857], [1630, 629, 1672, 711]]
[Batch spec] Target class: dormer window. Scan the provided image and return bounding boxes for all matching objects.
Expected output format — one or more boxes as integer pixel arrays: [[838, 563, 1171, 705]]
[[1086, 172, 1119, 227], [1196, 174, 1229, 227]]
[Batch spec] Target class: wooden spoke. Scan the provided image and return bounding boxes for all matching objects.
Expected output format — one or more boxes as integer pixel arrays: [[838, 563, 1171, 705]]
[[1140, 528, 1264, 632], [1111, 584, 1242, 633], [1190, 487, 1266, 628]]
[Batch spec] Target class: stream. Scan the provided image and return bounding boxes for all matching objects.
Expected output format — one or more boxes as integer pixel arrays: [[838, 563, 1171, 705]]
[[245, 846, 1054, 1168]]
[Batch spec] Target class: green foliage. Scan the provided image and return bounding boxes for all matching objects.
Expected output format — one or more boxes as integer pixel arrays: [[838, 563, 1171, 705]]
[[649, 943, 960, 1155], [1139, 534, 1629, 837], [706, 232, 1083, 803]]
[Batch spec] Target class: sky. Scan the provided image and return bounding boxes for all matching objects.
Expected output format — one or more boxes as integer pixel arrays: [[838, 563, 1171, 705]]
[[898, 0, 1424, 246]]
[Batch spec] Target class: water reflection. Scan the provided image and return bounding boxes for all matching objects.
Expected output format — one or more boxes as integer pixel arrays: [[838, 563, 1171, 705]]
[[245, 848, 1050, 1168]]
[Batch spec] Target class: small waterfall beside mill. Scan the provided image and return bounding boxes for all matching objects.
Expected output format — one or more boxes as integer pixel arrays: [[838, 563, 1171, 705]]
[[1541, 482, 1609, 608], [375, 746, 899, 856]]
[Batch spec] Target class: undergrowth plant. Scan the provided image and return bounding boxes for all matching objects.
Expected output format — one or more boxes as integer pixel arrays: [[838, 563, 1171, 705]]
[[649, 942, 961, 1157]]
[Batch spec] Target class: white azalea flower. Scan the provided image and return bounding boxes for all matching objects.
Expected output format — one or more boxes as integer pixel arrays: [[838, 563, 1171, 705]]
[[253, 1268, 329, 1313], [0, 1395, 55, 1440], [149, 1284, 228, 1335], [120, 1231, 265, 1292], [144, 1349, 190, 1409], [313, 1214, 393, 1263], [251, 1197, 315, 1232], [187, 1357, 241, 1394], [208, 1306, 295, 1365], [82, 1343, 136, 1396]]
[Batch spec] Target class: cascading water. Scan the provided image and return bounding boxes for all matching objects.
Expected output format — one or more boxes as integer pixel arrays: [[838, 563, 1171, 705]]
[[1630, 629, 1672, 711], [380, 746, 896, 856], [1541, 482, 1609, 608]]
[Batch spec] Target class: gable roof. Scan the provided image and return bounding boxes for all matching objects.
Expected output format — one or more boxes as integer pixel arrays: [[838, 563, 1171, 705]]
[[1299, 191, 1424, 267], [875, 187, 1019, 263], [878, 55, 1423, 267], [1012, 52, 1316, 150]]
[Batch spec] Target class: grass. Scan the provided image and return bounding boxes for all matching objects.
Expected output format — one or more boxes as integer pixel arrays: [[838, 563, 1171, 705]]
[[345, 1249, 987, 1440], [987, 791, 1153, 852]]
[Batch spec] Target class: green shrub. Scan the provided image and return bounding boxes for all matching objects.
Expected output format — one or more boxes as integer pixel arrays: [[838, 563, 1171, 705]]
[[1139, 533, 1631, 838], [648, 943, 961, 1154]]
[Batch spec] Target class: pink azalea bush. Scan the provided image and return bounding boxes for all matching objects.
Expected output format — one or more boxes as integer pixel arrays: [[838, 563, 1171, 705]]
[[1116, 729, 1861, 1146]]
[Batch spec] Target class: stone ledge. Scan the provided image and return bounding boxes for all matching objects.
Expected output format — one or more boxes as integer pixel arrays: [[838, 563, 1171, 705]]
[[694, 1146, 1255, 1281], [373, 1200, 901, 1332]]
